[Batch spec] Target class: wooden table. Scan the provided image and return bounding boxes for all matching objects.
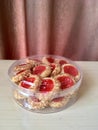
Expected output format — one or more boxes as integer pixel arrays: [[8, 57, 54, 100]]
[[0, 60, 98, 130]]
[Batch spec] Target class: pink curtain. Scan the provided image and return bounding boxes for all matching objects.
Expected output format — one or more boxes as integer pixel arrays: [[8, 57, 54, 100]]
[[0, 0, 98, 60]]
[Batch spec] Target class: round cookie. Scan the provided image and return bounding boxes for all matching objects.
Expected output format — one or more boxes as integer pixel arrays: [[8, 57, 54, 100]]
[[33, 64, 51, 78], [19, 74, 41, 92], [28, 96, 49, 110], [49, 96, 70, 108], [12, 69, 31, 83], [61, 64, 80, 81]]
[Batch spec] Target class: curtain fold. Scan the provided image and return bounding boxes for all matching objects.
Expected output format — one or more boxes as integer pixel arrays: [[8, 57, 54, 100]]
[[0, 0, 26, 59], [0, 0, 98, 60]]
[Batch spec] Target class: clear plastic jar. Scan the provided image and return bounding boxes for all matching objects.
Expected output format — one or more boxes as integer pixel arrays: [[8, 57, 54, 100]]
[[8, 55, 83, 113]]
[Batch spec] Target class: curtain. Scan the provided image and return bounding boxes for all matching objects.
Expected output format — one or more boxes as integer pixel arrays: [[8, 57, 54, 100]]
[[0, 0, 98, 60]]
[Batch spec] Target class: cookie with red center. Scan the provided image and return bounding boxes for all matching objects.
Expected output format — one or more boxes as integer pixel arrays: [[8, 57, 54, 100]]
[[19, 75, 41, 91], [28, 96, 49, 110], [14, 63, 33, 72], [33, 64, 51, 78], [39, 77, 60, 93], [37, 77, 60, 101], [50, 63, 61, 76], [12, 69, 31, 83], [61, 64, 80, 81], [55, 74, 75, 90], [42, 56, 55, 65], [49, 95, 70, 108]]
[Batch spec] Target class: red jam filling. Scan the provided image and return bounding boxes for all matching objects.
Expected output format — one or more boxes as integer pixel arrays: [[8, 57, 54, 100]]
[[20, 77, 35, 89], [33, 65, 46, 75], [52, 97, 64, 102], [64, 65, 78, 76], [59, 60, 67, 65], [47, 57, 54, 63], [20, 81, 31, 89], [57, 76, 74, 90], [24, 77, 35, 82], [39, 79, 54, 92]]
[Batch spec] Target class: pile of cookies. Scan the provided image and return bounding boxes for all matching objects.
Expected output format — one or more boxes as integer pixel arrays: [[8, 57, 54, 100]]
[[11, 56, 80, 110]]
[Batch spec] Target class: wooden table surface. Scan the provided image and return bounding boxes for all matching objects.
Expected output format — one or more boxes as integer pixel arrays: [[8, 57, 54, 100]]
[[0, 60, 98, 130]]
